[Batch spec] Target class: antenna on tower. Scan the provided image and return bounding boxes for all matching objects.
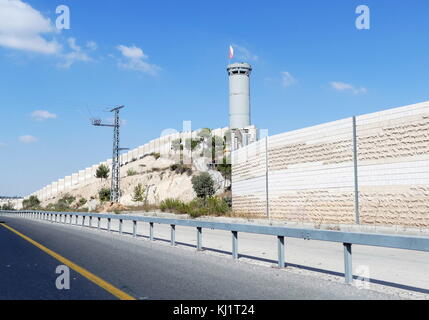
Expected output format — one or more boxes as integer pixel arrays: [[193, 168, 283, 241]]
[[91, 105, 128, 203]]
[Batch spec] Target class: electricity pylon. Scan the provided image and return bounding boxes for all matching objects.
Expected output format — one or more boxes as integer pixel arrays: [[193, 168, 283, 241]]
[[92, 106, 127, 203]]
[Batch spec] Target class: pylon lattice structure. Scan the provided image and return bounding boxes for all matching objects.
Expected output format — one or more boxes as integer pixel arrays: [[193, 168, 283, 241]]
[[92, 106, 126, 203]]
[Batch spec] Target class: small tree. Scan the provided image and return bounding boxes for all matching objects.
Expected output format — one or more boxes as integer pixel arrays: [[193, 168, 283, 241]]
[[95, 164, 110, 181], [192, 172, 215, 200], [132, 183, 146, 204], [22, 195, 41, 209]]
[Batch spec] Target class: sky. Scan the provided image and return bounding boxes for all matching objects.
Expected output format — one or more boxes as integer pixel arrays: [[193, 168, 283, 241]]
[[1, 0, 429, 196]]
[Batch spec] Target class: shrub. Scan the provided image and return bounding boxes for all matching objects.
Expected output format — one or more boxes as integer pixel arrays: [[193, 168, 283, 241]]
[[77, 198, 87, 208], [170, 163, 192, 175], [1, 202, 15, 210], [127, 169, 138, 176], [192, 172, 215, 199], [223, 196, 232, 208], [150, 152, 161, 160], [206, 197, 230, 215], [132, 183, 146, 203], [160, 198, 185, 213], [99, 188, 111, 202], [54, 194, 76, 211], [95, 164, 110, 180], [22, 195, 41, 210], [160, 196, 230, 218]]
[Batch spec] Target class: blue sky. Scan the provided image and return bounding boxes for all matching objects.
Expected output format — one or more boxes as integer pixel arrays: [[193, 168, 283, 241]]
[[1, 0, 429, 196]]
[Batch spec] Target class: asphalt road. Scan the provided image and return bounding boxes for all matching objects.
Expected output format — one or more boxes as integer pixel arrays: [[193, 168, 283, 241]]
[[0, 216, 396, 300]]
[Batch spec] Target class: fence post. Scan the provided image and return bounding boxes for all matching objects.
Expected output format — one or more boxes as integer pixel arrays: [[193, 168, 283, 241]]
[[98, 217, 101, 230], [265, 136, 270, 219], [150, 222, 154, 241], [119, 219, 123, 235], [133, 220, 137, 238], [197, 227, 202, 251], [278, 236, 285, 268], [232, 231, 238, 259], [353, 116, 360, 224], [171, 225, 176, 246], [89, 216, 93, 228], [344, 243, 353, 284], [108, 218, 111, 232], [82, 216, 85, 227]]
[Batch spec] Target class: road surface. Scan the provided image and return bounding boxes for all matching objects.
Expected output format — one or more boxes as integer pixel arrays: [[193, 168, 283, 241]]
[[0, 215, 399, 300]]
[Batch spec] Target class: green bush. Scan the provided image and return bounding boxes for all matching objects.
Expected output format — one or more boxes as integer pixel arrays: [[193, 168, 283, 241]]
[[1, 202, 15, 210], [160, 196, 230, 218], [132, 184, 146, 203], [77, 198, 87, 208], [53, 194, 76, 211], [150, 152, 161, 160], [160, 198, 185, 212], [99, 188, 111, 202], [127, 169, 138, 176], [206, 197, 230, 215], [170, 163, 192, 175], [22, 195, 41, 210], [192, 172, 215, 199]]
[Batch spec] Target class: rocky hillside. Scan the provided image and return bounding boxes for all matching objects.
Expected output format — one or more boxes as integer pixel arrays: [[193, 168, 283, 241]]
[[41, 153, 228, 211]]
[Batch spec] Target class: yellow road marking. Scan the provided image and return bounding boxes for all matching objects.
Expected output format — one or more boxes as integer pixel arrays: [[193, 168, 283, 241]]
[[0, 223, 136, 300]]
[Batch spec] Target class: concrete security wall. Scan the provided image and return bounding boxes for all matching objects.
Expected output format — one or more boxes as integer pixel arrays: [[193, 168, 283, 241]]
[[232, 101, 429, 227], [27, 128, 228, 203]]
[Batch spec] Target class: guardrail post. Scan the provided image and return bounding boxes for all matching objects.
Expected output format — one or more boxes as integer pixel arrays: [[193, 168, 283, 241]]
[[150, 222, 154, 241], [98, 217, 101, 230], [344, 243, 353, 284], [197, 227, 202, 251], [89, 216, 93, 228], [119, 219, 123, 235], [75, 215, 78, 225], [133, 220, 137, 238], [171, 225, 176, 246], [82, 216, 85, 227], [278, 236, 285, 268], [108, 218, 111, 232], [232, 231, 238, 260]]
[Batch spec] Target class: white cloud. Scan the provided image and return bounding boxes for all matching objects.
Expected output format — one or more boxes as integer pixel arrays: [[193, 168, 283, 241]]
[[31, 110, 57, 121], [116, 45, 160, 75], [57, 37, 92, 68], [86, 41, 97, 51], [281, 72, 296, 88], [0, 0, 60, 54], [330, 81, 367, 95], [232, 44, 258, 62], [19, 135, 37, 143]]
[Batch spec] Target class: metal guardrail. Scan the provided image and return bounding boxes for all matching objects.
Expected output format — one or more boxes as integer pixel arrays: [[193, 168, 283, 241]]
[[1, 210, 429, 284]]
